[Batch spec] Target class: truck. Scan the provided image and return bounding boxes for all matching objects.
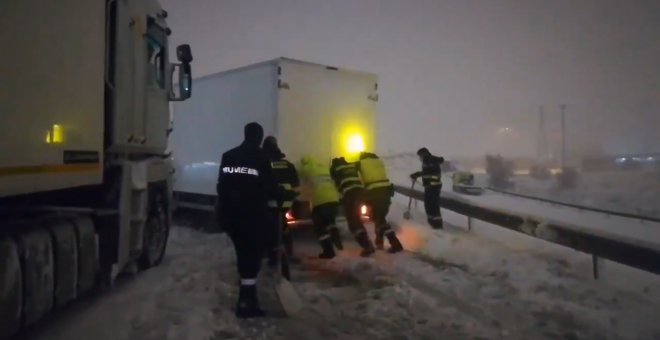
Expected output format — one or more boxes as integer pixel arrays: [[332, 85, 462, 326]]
[[170, 58, 379, 223], [0, 0, 193, 337]]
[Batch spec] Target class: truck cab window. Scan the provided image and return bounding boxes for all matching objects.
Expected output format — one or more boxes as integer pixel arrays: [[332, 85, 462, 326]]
[[146, 18, 167, 89], [147, 38, 165, 89]]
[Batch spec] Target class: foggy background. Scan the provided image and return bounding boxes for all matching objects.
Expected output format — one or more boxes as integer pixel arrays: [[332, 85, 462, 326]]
[[162, 0, 660, 160]]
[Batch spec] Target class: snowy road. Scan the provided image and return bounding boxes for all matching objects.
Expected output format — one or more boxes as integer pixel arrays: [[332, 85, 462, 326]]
[[22, 204, 660, 340]]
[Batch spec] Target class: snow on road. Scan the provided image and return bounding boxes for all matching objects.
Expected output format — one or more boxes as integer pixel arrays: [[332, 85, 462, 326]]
[[25, 204, 660, 340]]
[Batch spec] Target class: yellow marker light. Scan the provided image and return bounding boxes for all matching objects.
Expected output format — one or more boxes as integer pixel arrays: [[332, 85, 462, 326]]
[[46, 124, 64, 144], [347, 134, 365, 154]]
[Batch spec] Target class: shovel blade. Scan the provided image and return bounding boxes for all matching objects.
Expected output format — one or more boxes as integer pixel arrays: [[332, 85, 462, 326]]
[[275, 278, 303, 316]]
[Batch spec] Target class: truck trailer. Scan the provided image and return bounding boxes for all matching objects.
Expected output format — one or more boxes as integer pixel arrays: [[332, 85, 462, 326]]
[[170, 58, 379, 222], [0, 0, 193, 337]]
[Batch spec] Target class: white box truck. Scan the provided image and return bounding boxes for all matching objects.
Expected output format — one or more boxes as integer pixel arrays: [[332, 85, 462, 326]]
[[170, 58, 379, 221], [0, 0, 192, 337]]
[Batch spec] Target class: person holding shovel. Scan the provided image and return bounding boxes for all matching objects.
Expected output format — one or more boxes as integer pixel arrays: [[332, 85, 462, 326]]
[[410, 147, 445, 229]]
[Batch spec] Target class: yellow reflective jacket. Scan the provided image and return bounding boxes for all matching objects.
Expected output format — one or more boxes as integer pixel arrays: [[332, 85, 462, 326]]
[[300, 155, 340, 207], [358, 152, 391, 190]]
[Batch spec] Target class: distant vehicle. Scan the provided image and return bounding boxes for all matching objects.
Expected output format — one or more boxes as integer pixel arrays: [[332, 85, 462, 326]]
[[170, 58, 378, 223], [451, 171, 484, 195], [0, 0, 192, 337]]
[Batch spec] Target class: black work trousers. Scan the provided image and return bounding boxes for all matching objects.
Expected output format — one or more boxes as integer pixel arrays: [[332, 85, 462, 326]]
[[424, 185, 443, 226], [342, 190, 368, 238], [366, 187, 393, 236], [312, 202, 339, 239], [226, 217, 267, 280]]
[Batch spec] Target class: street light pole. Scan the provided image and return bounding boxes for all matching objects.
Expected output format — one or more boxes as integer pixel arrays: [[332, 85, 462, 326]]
[[538, 105, 546, 162], [560, 104, 567, 168]]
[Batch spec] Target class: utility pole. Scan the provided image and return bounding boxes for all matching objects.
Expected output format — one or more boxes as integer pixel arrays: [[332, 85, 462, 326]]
[[560, 104, 567, 168], [538, 105, 546, 162]]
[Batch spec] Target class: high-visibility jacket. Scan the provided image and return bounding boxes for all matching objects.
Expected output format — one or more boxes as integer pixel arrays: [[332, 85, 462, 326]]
[[330, 157, 364, 196], [357, 152, 392, 191], [300, 155, 340, 207], [268, 159, 299, 209]]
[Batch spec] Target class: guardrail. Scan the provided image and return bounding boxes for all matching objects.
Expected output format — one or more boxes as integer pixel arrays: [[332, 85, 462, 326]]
[[485, 187, 660, 223], [394, 184, 660, 277]]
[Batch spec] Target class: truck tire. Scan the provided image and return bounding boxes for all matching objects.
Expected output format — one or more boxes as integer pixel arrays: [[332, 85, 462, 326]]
[[48, 219, 79, 307], [74, 217, 97, 296], [139, 187, 169, 269], [0, 237, 22, 339], [17, 229, 55, 326]]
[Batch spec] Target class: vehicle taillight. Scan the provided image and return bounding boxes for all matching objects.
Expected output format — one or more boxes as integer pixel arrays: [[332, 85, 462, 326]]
[[360, 205, 368, 216], [285, 211, 294, 220]]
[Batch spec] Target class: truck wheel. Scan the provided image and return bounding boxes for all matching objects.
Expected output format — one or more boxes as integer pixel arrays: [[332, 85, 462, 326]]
[[0, 237, 22, 339], [139, 188, 170, 269], [48, 220, 78, 307], [17, 229, 55, 326], [73, 217, 97, 296]]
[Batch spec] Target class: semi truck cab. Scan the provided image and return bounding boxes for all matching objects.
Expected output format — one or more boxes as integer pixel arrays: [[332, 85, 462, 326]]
[[0, 0, 192, 337]]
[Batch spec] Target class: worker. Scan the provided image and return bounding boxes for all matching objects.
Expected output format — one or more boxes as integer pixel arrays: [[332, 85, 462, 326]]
[[410, 147, 445, 229], [262, 136, 300, 265], [300, 154, 343, 259], [330, 157, 375, 257], [357, 152, 403, 253], [216, 122, 284, 318]]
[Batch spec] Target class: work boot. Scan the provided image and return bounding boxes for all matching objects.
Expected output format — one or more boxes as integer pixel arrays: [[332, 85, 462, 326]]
[[386, 232, 404, 253], [356, 232, 375, 257], [428, 217, 444, 229], [360, 243, 376, 257], [328, 225, 343, 250], [235, 284, 266, 318], [318, 239, 336, 259]]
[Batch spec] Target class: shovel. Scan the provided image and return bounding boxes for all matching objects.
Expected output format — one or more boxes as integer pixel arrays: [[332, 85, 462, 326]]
[[274, 211, 303, 316], [403, 179, 417, 220]]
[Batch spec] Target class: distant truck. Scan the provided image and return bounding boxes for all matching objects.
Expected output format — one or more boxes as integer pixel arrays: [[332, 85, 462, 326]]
[[170, 58, 379, 222], [0, 0, 192, 337]]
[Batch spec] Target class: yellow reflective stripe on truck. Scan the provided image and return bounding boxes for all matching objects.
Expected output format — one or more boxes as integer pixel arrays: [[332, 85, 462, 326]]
[[0, 164, 101, 177]]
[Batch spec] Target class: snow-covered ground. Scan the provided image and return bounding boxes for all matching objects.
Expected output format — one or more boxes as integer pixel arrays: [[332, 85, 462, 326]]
[[384, 154, 660, 219], [506, 171, 660, 219], [384, 156, 660, 249], [24, 203, 660, 340]]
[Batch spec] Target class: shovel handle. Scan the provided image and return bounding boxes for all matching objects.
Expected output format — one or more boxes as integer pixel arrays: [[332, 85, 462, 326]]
[[278, 211, 292, 280]]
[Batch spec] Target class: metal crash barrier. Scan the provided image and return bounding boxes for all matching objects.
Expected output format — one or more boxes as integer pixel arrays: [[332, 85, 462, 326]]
[[394, 184, 660, 277]]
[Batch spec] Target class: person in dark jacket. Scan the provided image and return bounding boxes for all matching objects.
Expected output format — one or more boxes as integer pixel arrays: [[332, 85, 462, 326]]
[[330, 157, 375, 257], [357, 152, 403, 253], [216, 122, 282, 318], [410, 147, 445, 229], [262, 136, 300, 265]]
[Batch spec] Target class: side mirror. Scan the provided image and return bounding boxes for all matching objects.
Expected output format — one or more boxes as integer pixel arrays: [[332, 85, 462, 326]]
[[179, 63, 192, 99], [169, 45, 193, 102], [176, 44, 193, 63], [169, 62, 192, 101]]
